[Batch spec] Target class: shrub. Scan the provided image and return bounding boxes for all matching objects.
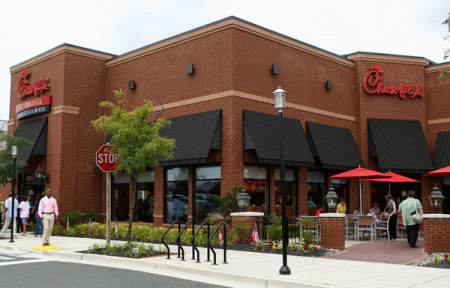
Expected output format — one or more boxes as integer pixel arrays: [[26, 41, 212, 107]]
[[232, 223, 250, 243], [84, 210, 100, 223], [267, 215, 282, 242], [217, 184, 240, 224], [62, 210, 81, 227], [302, 232, 315, 246]]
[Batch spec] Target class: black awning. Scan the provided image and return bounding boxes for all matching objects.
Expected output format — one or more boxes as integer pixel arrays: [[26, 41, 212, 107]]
[[243, 110, 314, 167], [306, 122, 363, 170], [434, 131, 450, 169], [368, 118, 433, 173], [14, 117, 48, 170], [159, 110, 221, 166]]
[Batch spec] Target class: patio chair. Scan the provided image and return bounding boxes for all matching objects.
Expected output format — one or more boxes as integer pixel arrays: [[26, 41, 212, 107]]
[[375, 214, 390, 241], [356, 215, 374, 241], [345, 214, 357, 240]]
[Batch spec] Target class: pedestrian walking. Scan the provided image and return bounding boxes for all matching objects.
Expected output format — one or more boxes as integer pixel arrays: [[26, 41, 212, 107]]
[[398, 190, 423, 248], [0, 194, 20, 237], [38, 188, 59, 246], [19, 196, 30, 236], [31, 194, 43, 237]]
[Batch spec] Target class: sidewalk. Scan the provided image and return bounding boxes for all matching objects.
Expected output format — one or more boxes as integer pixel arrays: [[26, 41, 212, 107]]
[[0, 234, 449, 288]]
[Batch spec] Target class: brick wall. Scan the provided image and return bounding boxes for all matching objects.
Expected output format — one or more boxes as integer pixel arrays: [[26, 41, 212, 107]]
[[7, 18, 450, 224], [230, 212, 264, 243], [423, 215, 450, 253], [319, 214, 345, 250]]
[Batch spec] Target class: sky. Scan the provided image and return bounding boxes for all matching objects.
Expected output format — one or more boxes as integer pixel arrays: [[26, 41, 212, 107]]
[[1, 0, 448, 121]]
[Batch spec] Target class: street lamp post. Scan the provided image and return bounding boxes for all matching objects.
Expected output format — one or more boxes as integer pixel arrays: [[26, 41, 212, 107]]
[[273, 87, 290, 275], [10, 146, 17, 243]]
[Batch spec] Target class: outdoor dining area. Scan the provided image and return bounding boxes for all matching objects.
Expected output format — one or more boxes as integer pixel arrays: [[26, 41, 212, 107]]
[[323, 166, 448, 242]]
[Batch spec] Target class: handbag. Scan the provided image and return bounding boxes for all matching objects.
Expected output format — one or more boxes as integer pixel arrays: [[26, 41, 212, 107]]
[[411, 209, 423, 224]]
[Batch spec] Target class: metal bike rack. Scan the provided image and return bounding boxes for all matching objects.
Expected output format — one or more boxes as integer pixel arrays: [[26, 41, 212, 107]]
[[161, 220, 181, 259], [191, 221, 211, 263], [176, 221, 193, 261], [207, 222, 227, 265]]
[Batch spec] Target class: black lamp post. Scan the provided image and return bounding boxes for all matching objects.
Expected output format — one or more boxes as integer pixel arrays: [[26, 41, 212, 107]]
[[273, 86, 290, 275], [325, 187, 339, 211], [428, 185, 446, 213], [10, 146, 17, 243], [35, 164, 45, 195]]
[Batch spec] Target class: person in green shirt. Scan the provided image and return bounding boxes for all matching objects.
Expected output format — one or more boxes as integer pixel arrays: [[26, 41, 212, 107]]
[[398, 190, 423, 248]]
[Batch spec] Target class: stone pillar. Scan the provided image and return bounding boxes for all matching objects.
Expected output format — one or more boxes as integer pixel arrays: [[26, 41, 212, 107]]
[[230, 212, 264, 243], [423, 214, 450, 253], [319, 213, 345, 250]]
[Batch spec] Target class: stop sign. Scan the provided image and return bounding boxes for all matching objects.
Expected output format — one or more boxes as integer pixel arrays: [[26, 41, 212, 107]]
[[96, 144, 120, 172]]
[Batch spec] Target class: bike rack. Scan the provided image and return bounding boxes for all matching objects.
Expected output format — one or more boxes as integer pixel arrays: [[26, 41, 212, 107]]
[[161, 220, 181, 259], [191, 221, 211, 263], [208, 222, 227, 265], [176, 220, 192, 261]]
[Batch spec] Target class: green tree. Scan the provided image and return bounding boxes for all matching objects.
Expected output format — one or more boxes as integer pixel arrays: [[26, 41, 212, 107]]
[[0, 131, 31, 185], [91, 89, 175, 240], [440, 12, 450, 79]]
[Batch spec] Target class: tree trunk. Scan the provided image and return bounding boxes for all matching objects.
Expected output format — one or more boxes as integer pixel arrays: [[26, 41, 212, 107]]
[[127, 171, 137, 240]]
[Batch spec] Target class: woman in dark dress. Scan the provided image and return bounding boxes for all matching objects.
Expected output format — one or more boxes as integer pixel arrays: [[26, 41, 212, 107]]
[[384, 194, 398, 240]]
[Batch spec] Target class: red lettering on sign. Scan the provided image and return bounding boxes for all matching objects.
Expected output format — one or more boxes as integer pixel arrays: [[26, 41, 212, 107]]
[[17, 69, 50, 99], [363, 64, 424, 99]]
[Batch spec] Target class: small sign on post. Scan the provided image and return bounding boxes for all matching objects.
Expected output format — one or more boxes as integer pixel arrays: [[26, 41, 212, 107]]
[[96, 144, 120, 245]]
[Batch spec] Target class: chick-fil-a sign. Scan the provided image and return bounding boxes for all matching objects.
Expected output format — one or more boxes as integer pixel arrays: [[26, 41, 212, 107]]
[[363, 64, 424, 99], [17, 69, 50, 99]]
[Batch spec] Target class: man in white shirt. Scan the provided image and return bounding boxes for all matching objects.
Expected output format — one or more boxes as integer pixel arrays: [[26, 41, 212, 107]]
[[0, 194, 20, 237]]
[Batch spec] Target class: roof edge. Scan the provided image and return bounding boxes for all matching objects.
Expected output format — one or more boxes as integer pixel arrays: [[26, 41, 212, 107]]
[[106, 16, 354, 68], [346, 51, 432, 66], [10, 43, 115, 73]]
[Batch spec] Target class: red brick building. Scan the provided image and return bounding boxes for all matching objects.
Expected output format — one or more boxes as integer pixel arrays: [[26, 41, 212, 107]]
[[4, 17, 450, 225]]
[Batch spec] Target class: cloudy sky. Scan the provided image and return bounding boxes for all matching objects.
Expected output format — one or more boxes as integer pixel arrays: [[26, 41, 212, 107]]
[[1, 0, 448, 121]]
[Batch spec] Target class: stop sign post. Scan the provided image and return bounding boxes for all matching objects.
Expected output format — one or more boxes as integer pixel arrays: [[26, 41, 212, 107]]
[[96, 144, 119, 245], [96, 144, 120, 172]]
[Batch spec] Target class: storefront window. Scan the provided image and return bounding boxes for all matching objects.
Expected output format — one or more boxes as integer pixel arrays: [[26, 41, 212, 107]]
[[274, 168, 295, 217], [136, 171, 154, 223], [244, 166, 267, 213], [307, 170, 324, 215], [165, 167, 189, 223], [195, 166, 221, 223], [113, 173, 130, 221]]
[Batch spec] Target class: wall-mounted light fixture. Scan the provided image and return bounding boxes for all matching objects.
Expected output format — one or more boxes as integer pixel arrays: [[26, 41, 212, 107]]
[[272, 64, 280, 75], [186, 63, 194, 74], [325, 80, 333, 90], [128, 80, 136, 90]]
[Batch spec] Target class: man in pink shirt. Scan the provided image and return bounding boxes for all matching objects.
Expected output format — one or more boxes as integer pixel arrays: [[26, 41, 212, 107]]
[[38, 188, 59, 246]]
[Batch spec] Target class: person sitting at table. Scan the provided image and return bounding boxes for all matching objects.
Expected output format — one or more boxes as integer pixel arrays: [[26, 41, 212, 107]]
[[336, 198, 346, 214], [315, 205, 323, 216], [368, 205, 380, 225], [353, 207, 361, 216]]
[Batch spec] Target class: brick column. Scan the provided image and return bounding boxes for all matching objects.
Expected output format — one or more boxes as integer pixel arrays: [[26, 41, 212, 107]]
[[230, 212, 264, 243], [319, 213, 345, 250], [423, 214, 450, 253]]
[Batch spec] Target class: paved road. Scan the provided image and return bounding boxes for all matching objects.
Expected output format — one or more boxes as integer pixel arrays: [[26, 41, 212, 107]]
[[0, 253, 229, 288]]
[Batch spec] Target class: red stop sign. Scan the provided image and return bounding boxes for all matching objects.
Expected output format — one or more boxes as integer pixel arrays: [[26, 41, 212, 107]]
[[96, 144, 120, 172]]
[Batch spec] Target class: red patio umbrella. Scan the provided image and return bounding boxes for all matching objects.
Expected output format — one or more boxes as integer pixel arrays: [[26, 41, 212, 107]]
[[424, 166, 450, 177], [362, 171, 420, 194], [330, 167, 390, 212]]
